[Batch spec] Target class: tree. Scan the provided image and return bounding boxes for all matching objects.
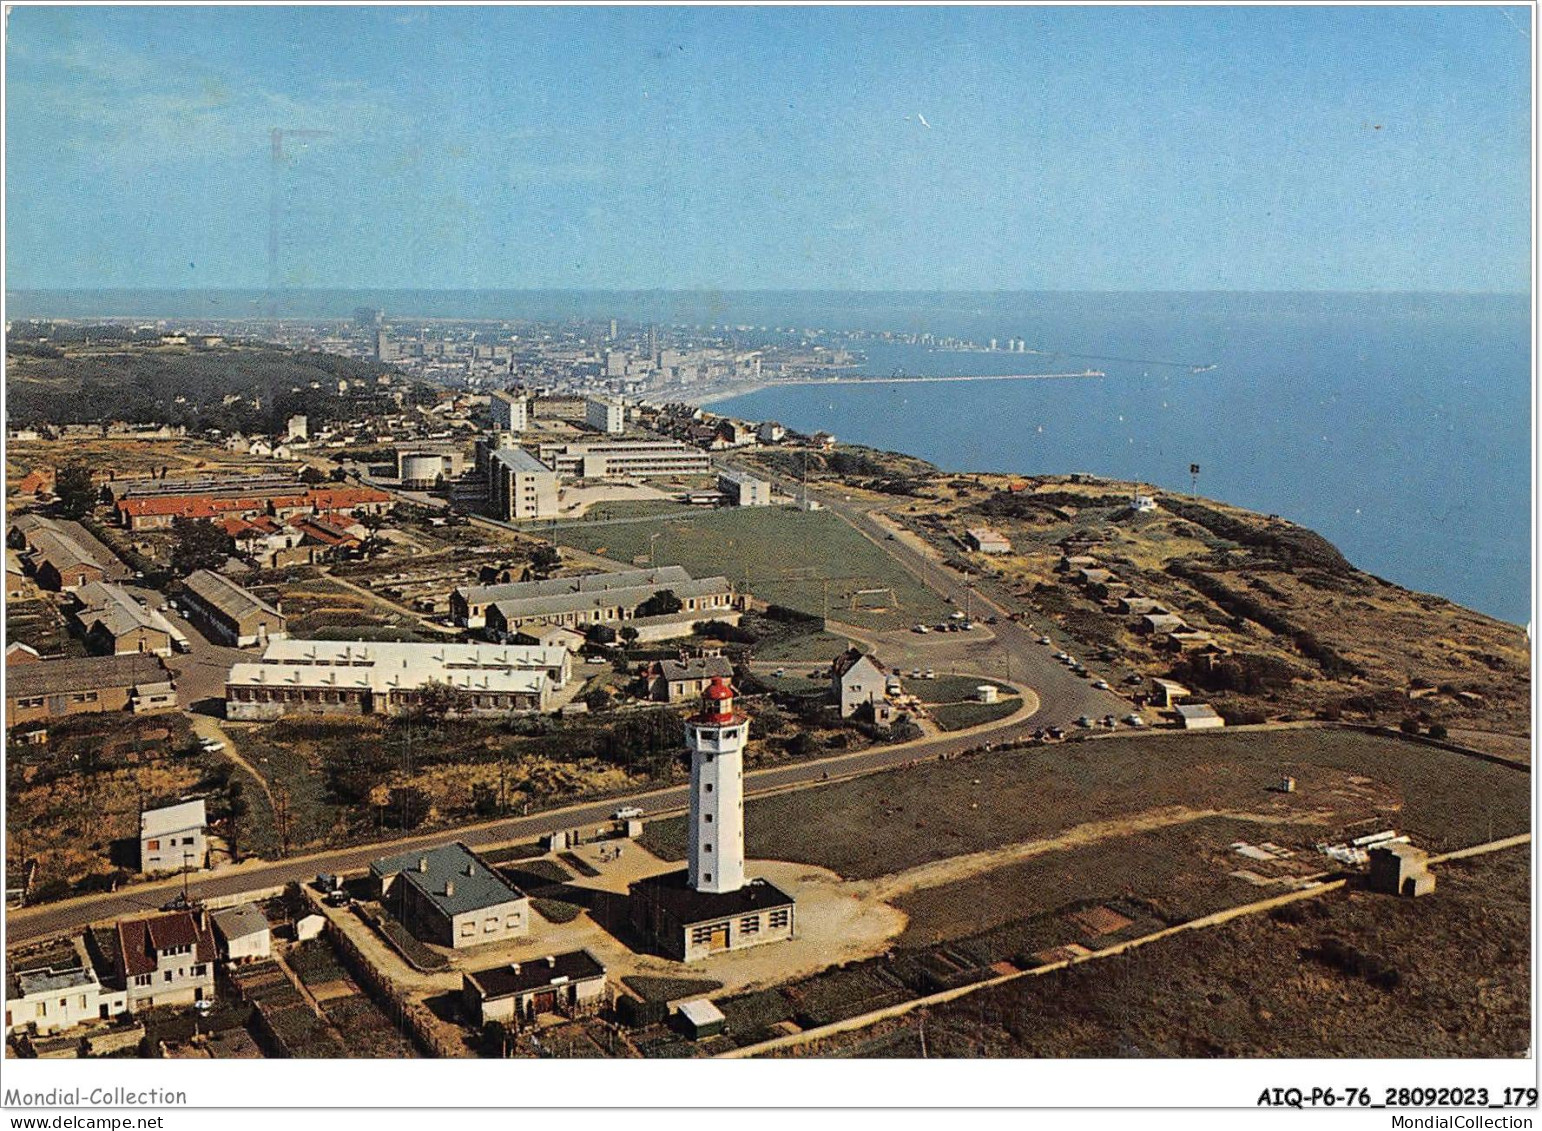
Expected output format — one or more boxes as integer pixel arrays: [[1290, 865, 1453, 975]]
[[225, 780, 249, 862], [298, 465, 325, 485], [385, 785, 431, 831], [411, 680, 473, 724], [619, 626, 640, 648], [170, 517, 233, 575], [529, 545, 561, 577], [637, 588, 683, 618], [54, 461, 97, 518]]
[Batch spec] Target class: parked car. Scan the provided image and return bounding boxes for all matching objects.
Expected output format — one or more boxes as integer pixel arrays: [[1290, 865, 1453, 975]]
[[913, 624, 931, 634], [773, 667, 787, 677], [923, 669, 936, 679], [585, 655, 609, 664], [1038, 636, 1052, 645], [1076, 716, 1093, 728], [198, 737, 225, 754], [612, 805, 645, 821], [1092, 679, 1110, 690], [1124, 714, 1146, 727]]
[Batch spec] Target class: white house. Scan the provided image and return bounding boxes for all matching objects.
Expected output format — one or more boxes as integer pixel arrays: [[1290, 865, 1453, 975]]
[[140, 799, 208, 875], [210, 903, 272, 965], [832, 649, 889, 719]]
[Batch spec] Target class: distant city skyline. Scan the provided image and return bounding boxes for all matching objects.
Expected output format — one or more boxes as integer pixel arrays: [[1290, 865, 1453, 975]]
[[5, 5, 1532, 294]]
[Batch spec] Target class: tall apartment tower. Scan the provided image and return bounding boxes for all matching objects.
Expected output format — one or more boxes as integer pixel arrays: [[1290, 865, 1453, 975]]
[[686, 677, 747, 894]]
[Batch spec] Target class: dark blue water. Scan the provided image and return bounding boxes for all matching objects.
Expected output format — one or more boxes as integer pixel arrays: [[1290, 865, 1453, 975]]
[[713, 294, 1531, 625], [7, 289, 1529, 623]]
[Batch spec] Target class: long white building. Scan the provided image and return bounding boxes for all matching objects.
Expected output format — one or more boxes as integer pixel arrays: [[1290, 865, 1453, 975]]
[[225, 639, 570, 720], [536, 439, 711, 480]]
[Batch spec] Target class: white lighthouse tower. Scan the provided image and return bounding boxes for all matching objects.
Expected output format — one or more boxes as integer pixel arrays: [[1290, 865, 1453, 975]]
[[686, 676, 747, 894]]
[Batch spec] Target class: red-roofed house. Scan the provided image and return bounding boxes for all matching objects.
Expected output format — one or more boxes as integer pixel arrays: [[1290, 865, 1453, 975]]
[[115, 912, 217, 1011]]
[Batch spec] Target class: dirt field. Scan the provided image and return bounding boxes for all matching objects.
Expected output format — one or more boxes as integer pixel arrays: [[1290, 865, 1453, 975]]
[[801, 846, 1531, 1058], [640, 728, 1529, 880]]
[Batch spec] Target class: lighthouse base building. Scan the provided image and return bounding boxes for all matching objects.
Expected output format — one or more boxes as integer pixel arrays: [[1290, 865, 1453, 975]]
[[629, 871, 796, 962]]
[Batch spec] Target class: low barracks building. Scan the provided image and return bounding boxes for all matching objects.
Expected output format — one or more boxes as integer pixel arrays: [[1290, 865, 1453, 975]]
[[225, 639, 569, 720], [7, 654, 177, 725], [484, 576, 739, 638], [371, 843, 530, 949], [180, 570, 288, 648], [453, 565, 694, 628]]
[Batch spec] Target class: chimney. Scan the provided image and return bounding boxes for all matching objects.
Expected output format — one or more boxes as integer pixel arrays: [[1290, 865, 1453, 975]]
[[510, 962, 521, 974], [465, 863, 475, 877], [444, 880, 455, 898], [545, 955, 556, 967], [418, 856, 428, 873]]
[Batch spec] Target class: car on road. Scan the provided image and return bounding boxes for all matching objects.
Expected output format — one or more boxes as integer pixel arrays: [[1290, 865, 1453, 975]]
[[198, 737, 226, 754], [612, 806, 645, 820], [1092, 679, 1110, 690]]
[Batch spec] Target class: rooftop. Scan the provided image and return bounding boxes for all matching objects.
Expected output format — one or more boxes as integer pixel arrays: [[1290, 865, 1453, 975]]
[[371, 842, 526, 918], [659, 656, 734, 682], [491, 447, 554, 475], [8, 653, 172, 700], [116, 912, 217, 978], [629, 870, 795, 925], [183, 570, 283, 622], [141, 799, 206, 840], [465, 949, 605, 1000], [209, 903, 270, 942], [490, 576, 733, 622], [457, 566, 692, 607]]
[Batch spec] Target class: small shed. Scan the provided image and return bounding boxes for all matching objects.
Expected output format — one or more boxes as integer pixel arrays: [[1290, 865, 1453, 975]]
[[678, 998, 726, 1040], [294, 914, 326, 942], [1175, 703, 1225, 730], [976, 684, 999, 704]]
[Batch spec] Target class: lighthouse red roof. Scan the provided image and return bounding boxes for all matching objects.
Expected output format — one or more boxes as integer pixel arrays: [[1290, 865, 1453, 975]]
[[704, 676, 735, 700]]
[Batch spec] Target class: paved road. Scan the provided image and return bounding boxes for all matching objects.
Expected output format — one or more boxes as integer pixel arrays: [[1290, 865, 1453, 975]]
[[5, 700, 1046, 944]]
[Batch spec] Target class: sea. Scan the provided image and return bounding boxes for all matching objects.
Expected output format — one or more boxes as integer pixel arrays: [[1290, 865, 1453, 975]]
[[7, 289, 1531, 625]]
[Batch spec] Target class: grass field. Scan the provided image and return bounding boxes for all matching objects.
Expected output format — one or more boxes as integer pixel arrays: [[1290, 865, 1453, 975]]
[[553, 506, 951, 631], [809, 847, 1531, 1058], [640, 728, 1529, 881], [929, 698, 1022, 731]]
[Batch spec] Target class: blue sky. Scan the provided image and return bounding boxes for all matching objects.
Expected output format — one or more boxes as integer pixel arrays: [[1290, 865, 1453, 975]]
[[5, 5, 1532, 292]]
